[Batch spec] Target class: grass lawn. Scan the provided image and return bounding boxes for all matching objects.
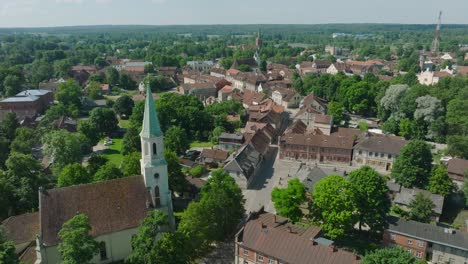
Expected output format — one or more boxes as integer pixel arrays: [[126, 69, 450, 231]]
[[102, 138, 124, 166], [190, 141, 214, 148], [119, 119, 131, 129]]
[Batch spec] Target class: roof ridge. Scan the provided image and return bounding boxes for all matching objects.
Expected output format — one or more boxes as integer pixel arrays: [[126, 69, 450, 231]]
[[43, 175, 141, 193]]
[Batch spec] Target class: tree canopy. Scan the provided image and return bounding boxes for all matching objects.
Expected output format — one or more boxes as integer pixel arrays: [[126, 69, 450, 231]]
[[391, 140, 433, 188], [271, 178, 307, 223]]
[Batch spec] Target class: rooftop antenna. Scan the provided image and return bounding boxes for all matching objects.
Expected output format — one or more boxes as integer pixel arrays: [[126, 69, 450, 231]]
[[431, 11, 442, 55]]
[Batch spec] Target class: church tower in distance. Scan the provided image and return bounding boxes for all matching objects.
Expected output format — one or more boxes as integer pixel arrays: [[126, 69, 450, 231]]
[[140, 84, 174, 224]]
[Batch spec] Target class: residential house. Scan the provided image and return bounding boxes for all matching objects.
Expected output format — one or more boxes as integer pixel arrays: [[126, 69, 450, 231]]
[[180, 82, 218, 101], [279, 131, 355, 164], [345, 60, 382, 76], [353, 135, 407, 172], [312, 60, 332, 74], [2, 212, 40, 264], [447, 158, 468, 186], [218, 85, 235, 102], [235, 209, 360, 264], [187, 60, 214, 72], [417, 69, 452, 85], [38, 78, 66, 94], [230, 58, 259, 72], [326, 62, 351, 75], [456, 66, 468, 76], [293, 108, 333, 135], [210, 68, 226, 78], [384, 216, 468, 263], [232, 90, 266, 109], [218, 132, 245, 151], [0, 89, 54, 122], [226, 71, 267, 92], [271, 88, 302, 109], [295, 61, 314, 76], [388, 185, 444, 222], [223, 129, 270, 189], [197, 148, 229, 167], [300, 93, 328, 113], [158, 66, 178, 79], [243, 121, 276, 143], [71, 65, 98, 85], [248, 99, 286, 132], [298, 166, 347, 194]]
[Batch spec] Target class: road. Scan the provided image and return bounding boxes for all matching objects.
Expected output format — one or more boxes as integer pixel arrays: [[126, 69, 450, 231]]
[[242, 146, 302, 214]]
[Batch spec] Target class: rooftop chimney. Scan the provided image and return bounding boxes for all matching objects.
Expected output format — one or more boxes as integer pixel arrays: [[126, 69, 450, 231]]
[[328, 245, 336, 252]]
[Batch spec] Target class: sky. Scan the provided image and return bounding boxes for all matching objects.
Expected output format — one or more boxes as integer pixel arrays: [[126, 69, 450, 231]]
[[0, 0, 467, 28]]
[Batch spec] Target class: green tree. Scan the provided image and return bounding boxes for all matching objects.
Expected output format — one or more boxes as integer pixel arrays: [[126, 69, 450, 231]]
[[348, 166, 390, 235], [312, 175, 356, 239], [359, 121, 369, 131], [114, 95, 135, 117], [0, 228, 19, 264], [86, 81, 103, 100], [409, 192, 435, 223], [127, 210, 169, 264], [54, 59, 72, 78], [120, 73, 137, 90], [165, 150, 188, 193], [463, 178, 468, 207], [1, 112, 19, 141], [271, 178, 307, 223], [427, 165, 454, 197], [10, 127, 36, 154], [328, 101, 345, 125], [3, 152, 44, 214], [446, 98, 468, 136], [189, 165, 206, 178], [237, 64, 251, 72], [86, 155, 108, 176], [447, 135, 468, 159], [58, 163, 92, 187], [398, 118, 414, 140], [362, 247, 422, 264], [151, 232, 192, 264], [105, 67, 120, 86], [78, 120, 100, 146], [88, 107, 118, 135], [122, 152, 141, 177], [391, 140, 432, 188], [209, 126, 225, 145], [58, 214, 99, 264], [164, 126, 189, 155], [42, 130, 83, 173], [0, 136, 9, 169], [3, 74, 22, 97], [122, 127, 141, 155], [178, 169, 244, 248], [56, 79, 83, 109], [93, 162, 123, 182]]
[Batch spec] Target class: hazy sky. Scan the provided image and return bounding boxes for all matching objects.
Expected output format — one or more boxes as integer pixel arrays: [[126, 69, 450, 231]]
[[0, 0, 467, 28]]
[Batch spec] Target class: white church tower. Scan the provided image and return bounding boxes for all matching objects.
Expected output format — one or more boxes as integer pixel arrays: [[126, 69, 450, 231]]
[[140, 84, 174, 224]]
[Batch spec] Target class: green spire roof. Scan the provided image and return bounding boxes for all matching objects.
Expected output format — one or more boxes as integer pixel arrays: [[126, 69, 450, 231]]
[[140, 83, 163, 138]]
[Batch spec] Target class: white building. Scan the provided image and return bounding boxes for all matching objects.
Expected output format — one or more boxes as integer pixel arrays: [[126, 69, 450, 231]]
[[187, 60, 214, 72]]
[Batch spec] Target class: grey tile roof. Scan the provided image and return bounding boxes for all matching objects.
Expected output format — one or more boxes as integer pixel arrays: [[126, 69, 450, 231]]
[[299, 167, 346, 194], [16, 90, 51, 97], [1, 95, 39, 102], [387, 216, 468, 251], [393, 187, 444, 215], [353, 136, 407, 155]]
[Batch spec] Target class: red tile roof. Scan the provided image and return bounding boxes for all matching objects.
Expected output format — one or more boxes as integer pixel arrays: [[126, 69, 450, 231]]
[[201, 149, 229, 161], [447, 158, 468, 181], [238, 211, 359, 264], [40, 176, 151, 246], [2, 212, 39, 246], [219, 85, 235, 94]]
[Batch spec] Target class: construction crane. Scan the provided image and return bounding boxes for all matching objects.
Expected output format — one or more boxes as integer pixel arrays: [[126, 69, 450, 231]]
[[431, 11, 442, 55]]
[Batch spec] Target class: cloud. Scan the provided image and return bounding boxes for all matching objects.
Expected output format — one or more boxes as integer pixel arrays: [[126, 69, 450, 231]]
[[0, 0, 40, 16]]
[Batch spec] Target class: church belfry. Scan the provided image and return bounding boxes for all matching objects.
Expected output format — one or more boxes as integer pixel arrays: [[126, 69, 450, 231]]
[[140, 84, 173, 222]]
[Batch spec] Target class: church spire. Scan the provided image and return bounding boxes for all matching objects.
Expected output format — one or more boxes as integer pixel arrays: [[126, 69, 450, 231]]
[[140, 83, 163, 138]]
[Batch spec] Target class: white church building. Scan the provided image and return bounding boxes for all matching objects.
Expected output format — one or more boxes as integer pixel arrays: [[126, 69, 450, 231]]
[[2, 85, 174, 264]]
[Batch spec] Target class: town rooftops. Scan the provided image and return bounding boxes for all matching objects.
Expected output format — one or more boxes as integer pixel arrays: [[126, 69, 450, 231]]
[[273, 88, 297, 102], [393, 187, 444, 215], [281, 133, 355, 150], [200, 148, 229, 161], [386, 216, 468, 251], [237, 211, 359, 264], [181, 82, 216, 90], [16, 89, 51, 97], [40, 176, 151, 246], [219, 132, 244, 141], [447, 158, 468, 177], [1, 95, 40, 103], [219, 85, 235, 94], [299, 167, 347, 194], [315, 114, 332, 124], [353, 136, 407, 155], [2, 212, 39, 250]]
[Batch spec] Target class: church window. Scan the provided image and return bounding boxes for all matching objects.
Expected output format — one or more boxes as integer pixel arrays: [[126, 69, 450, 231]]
[[154, 173, 159, 179], [154, 186, 161, 207], [153, 143, 157, 155], [99, 241, 107, 260]]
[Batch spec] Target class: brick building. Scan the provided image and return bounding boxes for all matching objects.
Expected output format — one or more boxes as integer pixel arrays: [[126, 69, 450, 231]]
[[235, 209, 360, 264], [0, 89, 53, 122], [384, 216, 468, 263]]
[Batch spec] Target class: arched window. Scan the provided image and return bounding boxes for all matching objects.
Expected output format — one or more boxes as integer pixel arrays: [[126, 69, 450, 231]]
[[99, 241, 107, 260], [154, 173, 159, 179], [153, 143, 157, 155], [154, 186, 161, 207]]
